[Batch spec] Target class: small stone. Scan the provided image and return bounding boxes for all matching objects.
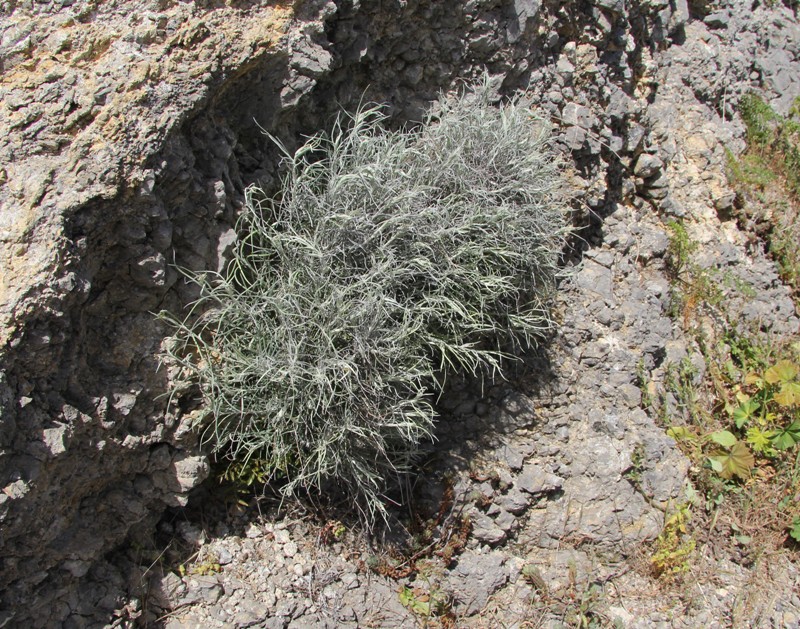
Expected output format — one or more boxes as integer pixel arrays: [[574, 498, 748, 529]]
[[176, 521, 205, 546], [470, 512, 507, 545], [338, 606, 357, 621], [291, 562, 307, 577], [633, 153, 664, 179], [494, 508, 517, 532], [562, 103, 594, 129], [42, 424, 69, 456], [704, 10, 729, 29], [172, 455, 210, 493], [447, 550, 508, 615], [498, 487, 532, 515], [556, 57, 575, 76], [216, 547, 233, 565], [516, 465, 564, 495], [498, 444, 526, 471], [276, 598, 298, 619], [233, 597, 267, 627], [151, 572, 186, 608], [184, 575, 223, 605], [283, 541, 298, 558], [593, 0, 624, 14], [563, 126, 586, 150], [619, 383, 642, 409]]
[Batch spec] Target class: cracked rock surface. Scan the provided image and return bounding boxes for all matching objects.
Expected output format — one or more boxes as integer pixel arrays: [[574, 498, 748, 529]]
[[1, 0, 800, 626]]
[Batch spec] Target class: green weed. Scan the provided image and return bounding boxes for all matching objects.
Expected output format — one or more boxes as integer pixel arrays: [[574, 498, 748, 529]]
[[665, 221, 726, 326], [739, 92, 780, 148], [398, 581, 452, 622], [728, 93, 800, 296], [650, 503, 695, 578], [654, 204, 800, 553]]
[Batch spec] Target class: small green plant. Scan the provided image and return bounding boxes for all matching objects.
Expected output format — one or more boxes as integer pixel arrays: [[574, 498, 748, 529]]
[[738, 93, 800, 195], [521, 563, 549, 595], [665, 358, 800, 483], [789, 516, 800, 543], [220, 457, 271, 486], [214, 456, 273, 508], [724, 148, 776, 190], [650, 503, 695, 578], [665, 219, 697, 279], [635, 358, 655, 410], [728, 93, 800, 296], [731, 359, 800, 453], [398, 582, 451, 620], [566, 583, 606, 629], [706, 430, 755, 480], [665, 221, 727, 326], [319, 519, 347, 545], [178, 551, 222, 577], [160, 80, 570, 524], [739, 92, 780, 147], [623, 442, 646, 488]]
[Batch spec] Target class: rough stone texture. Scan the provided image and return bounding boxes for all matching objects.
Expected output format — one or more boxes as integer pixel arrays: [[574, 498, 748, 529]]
[[446, 550, 509, 615], [0, 0, 323, 625], [1, 0, 800, 626]]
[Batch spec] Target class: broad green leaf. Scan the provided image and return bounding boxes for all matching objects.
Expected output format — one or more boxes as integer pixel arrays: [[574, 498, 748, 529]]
[[709, 441, 755, 480], [770, 420, 800, 450], [399, 586, 430, 615], [667, 426, 695, 441], [774, 381, 800, 407], [745, 427, 773, 453], [744, 372, 764, 387], [399, 586, 439, 616], [710, 430, 737, 448], [790, 518, 800, 543], [764, 360, 798, 385], [733, 400, 760, 429]]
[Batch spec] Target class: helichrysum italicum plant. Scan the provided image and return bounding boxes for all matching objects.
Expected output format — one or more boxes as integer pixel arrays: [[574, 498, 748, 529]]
[[161, 81, 570, 524]]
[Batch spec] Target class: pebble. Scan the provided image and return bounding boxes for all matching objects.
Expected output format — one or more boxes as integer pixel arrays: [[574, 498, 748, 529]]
[[283, 541, 298, 558]]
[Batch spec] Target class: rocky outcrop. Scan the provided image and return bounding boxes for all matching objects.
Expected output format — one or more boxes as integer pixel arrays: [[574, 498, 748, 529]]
[[1, 0, 799, 626], [0, 0, 310, 623]]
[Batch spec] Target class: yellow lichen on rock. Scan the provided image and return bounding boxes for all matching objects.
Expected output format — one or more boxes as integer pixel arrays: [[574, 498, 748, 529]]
[[0, 1, 294, 345]]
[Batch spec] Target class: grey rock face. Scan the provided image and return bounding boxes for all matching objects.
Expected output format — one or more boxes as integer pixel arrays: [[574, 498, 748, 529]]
[[447, 551, 509, 615], [0, 1, 325, 625], [2, 0, 800, 626]]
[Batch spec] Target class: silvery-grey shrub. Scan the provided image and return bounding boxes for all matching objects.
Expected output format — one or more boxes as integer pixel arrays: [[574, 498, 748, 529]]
[[162, 81, 571, 523]]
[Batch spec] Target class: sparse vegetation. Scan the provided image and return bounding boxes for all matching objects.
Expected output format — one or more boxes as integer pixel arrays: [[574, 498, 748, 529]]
[[727, 93, 800, 297], [664, 219, 753, 327], [160, 81, 570, 525], [650, 503, 695, 578], [641, 93, 800, 579], [646, 176, 800, 579], [520, 562, 618, 629]]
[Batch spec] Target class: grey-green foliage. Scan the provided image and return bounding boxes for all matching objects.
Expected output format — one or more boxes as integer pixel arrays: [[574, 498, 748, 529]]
[[162, 83, 570, 523]]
